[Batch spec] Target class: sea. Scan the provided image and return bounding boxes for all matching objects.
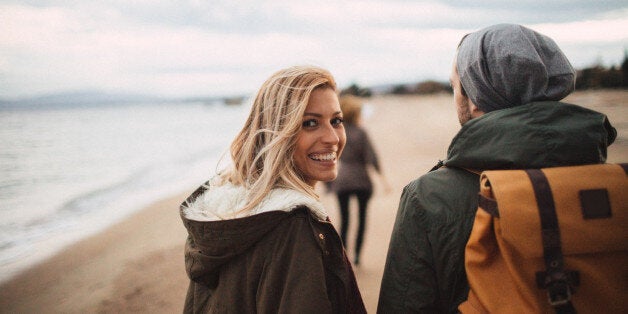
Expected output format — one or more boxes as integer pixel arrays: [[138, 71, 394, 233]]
[[0, 100, 249, 283]]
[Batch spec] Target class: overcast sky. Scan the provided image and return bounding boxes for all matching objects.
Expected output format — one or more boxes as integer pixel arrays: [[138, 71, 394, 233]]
[[1, 0, 627, 99]]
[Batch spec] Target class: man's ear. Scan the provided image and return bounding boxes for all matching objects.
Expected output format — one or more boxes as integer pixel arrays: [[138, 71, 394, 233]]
[[469, 101, 485, 118]]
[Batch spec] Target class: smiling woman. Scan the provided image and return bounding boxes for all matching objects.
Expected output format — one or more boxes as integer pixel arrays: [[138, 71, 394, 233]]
[[178, 65, 365, 313]]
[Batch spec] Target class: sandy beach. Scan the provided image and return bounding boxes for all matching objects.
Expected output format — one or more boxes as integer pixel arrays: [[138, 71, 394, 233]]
[[1, 90, 626, 313]]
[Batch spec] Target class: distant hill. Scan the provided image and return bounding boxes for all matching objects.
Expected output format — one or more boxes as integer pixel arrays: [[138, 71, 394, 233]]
[[0, 91, 239, 110], [0, 91, 169, 110]]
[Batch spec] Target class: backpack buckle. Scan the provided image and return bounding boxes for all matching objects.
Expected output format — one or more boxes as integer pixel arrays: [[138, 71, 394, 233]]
[[537, 270, 579, 308], [547, 281, 572, 306]]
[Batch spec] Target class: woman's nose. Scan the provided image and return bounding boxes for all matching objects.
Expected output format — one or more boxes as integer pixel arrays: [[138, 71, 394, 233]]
[[321, 123, 340, 144]]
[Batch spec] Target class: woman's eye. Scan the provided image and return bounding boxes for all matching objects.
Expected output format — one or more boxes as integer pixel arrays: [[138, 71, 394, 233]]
[[302, 119, 318, 128], [332, 117, 344, 126]]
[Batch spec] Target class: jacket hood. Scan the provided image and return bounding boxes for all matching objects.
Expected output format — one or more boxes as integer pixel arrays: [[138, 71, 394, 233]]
[[444, 101, 616, 170], [180, 179, 329, 286]]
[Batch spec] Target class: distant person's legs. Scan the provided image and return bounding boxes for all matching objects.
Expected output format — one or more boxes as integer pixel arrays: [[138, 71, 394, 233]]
[[336, 191, 351, 245], [354, 189, 372, 265]]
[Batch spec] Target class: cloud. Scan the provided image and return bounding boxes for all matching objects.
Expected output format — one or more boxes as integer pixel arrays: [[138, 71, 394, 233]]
[[536, 17, 628, 44], [0, 1, 627, 98]]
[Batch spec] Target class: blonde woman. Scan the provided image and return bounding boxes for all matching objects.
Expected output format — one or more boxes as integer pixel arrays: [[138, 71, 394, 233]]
[[180, 65, 366, 313]]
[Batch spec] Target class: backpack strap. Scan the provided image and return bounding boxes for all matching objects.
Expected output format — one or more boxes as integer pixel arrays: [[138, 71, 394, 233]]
[[478, 193, 499, 217], [525, 169, 580, 314]]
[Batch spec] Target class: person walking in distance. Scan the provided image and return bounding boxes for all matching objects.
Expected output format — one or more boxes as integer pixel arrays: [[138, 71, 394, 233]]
[[329, 95, 390, 266]]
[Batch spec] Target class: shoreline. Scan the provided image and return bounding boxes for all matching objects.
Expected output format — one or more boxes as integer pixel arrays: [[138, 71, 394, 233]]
[[0, 185, 199, 286], [0, 191, 193, 313], [1, 91, 626, 313]]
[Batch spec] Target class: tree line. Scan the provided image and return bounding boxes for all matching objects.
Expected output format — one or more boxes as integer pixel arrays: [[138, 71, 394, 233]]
[[341, 52, 628, 97]]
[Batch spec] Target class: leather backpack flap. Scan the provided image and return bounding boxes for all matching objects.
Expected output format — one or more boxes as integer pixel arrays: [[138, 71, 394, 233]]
[[537, 164, 628, 313], [537, 164, 628, 255], [485, 163, 628, 255], [463, 163, 628, 314]]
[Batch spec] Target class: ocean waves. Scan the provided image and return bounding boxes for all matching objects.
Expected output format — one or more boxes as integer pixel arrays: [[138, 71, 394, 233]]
[[0, 101, 247, 283]]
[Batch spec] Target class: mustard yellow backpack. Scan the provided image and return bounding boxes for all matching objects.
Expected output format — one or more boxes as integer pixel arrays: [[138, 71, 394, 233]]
[[459, 163, 627, 313]]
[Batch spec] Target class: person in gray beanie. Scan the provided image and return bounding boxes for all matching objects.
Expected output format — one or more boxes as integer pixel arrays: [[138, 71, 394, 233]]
[[378, 24, 616, 313]]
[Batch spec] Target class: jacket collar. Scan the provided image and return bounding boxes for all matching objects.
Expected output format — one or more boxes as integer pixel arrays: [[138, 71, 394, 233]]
[[181, 178, 328, 222], [444, 101, 616, 170]]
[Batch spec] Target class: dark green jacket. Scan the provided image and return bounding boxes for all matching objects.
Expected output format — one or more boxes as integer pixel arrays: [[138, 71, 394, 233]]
[[377, 101, 616, 313]]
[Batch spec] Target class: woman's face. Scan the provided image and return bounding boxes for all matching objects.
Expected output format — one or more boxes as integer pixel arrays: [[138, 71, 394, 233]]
[[293, 87, 346, 187]]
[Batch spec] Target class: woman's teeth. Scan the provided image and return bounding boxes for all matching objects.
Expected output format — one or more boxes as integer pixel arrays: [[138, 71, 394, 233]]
[[309, 152, 336, 161]]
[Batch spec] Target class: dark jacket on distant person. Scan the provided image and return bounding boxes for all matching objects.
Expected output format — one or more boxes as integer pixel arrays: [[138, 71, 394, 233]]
[[180, 179, 366, 313], [377, 101, 616, 313], [329, 124, 380, 193]]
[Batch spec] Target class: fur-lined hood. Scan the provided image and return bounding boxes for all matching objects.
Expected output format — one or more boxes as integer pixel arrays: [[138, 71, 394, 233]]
[[181, 177, 328, 222]]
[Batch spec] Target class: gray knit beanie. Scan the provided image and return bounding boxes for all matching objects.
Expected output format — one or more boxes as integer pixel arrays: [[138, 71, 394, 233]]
[[456, 24, 576, 113]]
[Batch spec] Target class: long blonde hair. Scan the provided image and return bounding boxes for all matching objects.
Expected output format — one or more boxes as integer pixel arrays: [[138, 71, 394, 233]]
[[222, 65, 337, 212]]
